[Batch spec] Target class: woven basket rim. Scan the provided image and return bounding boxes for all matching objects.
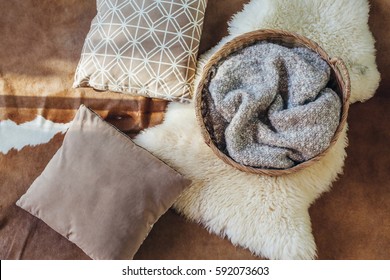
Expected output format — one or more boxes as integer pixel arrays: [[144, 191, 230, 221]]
[[195, 29, 351, 176]]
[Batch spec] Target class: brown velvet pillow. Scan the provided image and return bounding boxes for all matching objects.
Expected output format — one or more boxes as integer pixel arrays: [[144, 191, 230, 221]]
[[16, 105, 191, 260], [73, 0, 208, 102]]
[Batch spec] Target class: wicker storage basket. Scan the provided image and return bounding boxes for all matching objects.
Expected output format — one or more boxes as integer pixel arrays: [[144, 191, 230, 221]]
[[195, 29, 350, 176]]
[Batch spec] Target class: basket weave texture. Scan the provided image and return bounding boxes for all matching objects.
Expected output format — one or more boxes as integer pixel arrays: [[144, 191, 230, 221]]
[[195, 29, 351, 176]]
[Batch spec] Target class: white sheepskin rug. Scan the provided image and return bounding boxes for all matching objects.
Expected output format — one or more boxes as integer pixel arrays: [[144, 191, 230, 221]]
[[134, 0, 379, 259], [135, 103, 347, 259]]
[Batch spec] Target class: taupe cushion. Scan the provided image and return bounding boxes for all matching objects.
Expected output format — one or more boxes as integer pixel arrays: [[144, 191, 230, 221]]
[[16, 105, 191, 260], [73, 0, 208, 102]]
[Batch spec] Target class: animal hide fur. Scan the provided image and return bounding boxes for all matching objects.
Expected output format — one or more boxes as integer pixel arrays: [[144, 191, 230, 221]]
[[134, 0, 379, 259]]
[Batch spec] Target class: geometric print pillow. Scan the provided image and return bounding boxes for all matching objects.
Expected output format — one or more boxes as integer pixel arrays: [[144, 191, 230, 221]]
[[73, 0, 208, 102]]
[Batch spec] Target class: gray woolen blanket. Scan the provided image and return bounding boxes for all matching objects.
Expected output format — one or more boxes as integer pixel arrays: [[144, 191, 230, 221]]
[[207, 42, 341, 169]]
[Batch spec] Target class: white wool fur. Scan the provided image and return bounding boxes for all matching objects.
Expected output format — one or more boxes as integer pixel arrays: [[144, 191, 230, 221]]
[[135, 102, 347, 259], [197, 0, 380, 103], [134, 0, 379, 259]]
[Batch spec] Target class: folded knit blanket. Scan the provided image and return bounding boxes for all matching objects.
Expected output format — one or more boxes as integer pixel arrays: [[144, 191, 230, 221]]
[[207, 42, 342, 169]]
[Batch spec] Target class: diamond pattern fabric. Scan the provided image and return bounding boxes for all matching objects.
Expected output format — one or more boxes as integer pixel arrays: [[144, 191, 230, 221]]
[[74, 0, 208, 102]]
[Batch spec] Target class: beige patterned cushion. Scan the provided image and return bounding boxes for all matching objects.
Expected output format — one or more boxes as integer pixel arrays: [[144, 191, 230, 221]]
[[73, 0, 208, 102]]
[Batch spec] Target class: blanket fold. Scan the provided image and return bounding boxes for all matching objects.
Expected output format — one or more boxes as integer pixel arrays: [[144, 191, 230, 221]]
[[207, 42, 341, 169]]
